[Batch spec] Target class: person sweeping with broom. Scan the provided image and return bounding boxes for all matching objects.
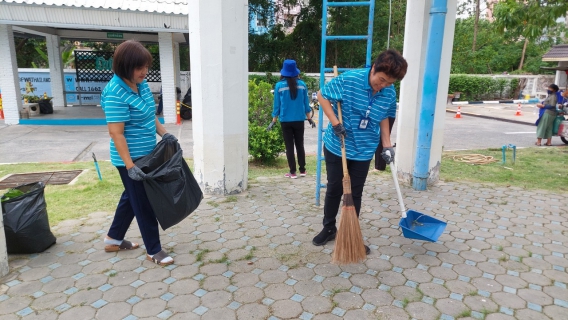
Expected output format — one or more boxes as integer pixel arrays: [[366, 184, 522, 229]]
[[312, 49, 408, 263]]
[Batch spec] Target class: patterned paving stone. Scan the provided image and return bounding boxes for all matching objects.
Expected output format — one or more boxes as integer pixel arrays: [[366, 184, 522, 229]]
[[3, 178, 568, 320]]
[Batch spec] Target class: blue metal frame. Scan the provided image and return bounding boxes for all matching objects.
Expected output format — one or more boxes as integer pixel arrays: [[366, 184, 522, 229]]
[[315, 0, 376, 206]]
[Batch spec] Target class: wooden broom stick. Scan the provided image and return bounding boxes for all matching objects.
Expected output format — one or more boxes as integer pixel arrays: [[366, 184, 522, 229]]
[[331, 66, 366, 265]]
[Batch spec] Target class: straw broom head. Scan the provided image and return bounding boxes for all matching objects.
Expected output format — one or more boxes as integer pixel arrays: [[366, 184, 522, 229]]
[[332, 176, 367, 265]]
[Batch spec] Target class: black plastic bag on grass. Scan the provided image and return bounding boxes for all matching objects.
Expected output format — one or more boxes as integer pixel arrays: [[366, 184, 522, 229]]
[[135, 139, 203, 230], [1, 182, 57, 254]]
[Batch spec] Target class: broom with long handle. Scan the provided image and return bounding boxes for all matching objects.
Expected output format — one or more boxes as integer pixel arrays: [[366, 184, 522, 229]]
[[331, 66, 367, 265]]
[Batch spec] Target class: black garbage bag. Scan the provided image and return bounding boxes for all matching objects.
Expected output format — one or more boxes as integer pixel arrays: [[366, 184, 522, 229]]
[[1, 182, 57, 254], [135, 139, 203, 230], [39, 100, 53, 114]]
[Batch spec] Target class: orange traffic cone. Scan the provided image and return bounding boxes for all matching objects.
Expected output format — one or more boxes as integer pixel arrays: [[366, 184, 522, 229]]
[[515, 104, 522, 116], [454, 106, 462, 118], [0, 93, 4, 120], [176, 100, 181, 125]]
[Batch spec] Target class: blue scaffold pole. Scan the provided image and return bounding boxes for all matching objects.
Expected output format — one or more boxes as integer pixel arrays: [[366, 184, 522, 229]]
[[315, 0, 376, 206]]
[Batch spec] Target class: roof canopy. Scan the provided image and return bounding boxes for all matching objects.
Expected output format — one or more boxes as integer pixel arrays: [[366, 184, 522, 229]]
[[0, 0, 189, 33], [542, 44, 568, 62]]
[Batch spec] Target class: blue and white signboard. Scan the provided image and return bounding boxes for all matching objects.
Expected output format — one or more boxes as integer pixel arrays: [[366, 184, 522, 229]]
[[0, 69, 108, 105]]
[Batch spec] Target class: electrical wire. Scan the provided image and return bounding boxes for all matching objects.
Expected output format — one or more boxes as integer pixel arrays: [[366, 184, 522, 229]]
[[452, 154, 497, 165]]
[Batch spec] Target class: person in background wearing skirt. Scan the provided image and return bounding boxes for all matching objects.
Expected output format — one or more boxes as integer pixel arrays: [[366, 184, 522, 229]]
[[269, 59, 315, 179], [535, 84, 559, 146]]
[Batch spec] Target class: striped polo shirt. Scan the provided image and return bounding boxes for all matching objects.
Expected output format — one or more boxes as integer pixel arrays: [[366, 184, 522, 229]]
[[101, 74, 157, 167], [272, 79, 311, 122], [321, 68, 397, 161]]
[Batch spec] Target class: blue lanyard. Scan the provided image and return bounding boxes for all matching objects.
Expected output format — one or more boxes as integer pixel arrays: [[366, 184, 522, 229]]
[[366, 91, 377, 118]]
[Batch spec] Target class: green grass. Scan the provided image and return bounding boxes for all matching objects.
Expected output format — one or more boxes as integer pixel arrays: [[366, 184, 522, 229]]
[[457, 309, 471, 318], [194, 249, 210, 262], [1, 147, 566, 227], [241, 246, 257, 261], [441, 148, 568, 191], [209, 254, 230, 265], [401, 297, 409, 308], [0, 161, 122, 225]]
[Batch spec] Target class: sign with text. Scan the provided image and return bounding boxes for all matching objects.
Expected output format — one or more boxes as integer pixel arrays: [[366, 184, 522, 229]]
[[107, 32, 123, 39]]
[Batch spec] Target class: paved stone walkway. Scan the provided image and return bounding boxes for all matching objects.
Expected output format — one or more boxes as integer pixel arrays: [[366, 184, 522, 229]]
[[1, 174, 567, 320]]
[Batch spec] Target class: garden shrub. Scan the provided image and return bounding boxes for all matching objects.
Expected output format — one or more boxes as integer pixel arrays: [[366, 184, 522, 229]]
[[248, 80, 285, 163], [448, 75, 520, 101]]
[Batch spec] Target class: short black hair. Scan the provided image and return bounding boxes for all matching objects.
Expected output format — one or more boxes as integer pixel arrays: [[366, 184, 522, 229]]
[[373, 49, 408, 81], [549, 84, 559, 92], [112, 40, 152, 82]]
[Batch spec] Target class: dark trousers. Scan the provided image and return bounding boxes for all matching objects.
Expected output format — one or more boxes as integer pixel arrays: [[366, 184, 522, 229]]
[[156, 96, 163, 115], [323, 146, 371, 230], [374, 117, 396, 170], [107, 166, 161, 255], [281, 121, 306, 174]]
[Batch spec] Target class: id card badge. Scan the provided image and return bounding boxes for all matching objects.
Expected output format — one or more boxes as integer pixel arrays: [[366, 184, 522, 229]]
[[359, 109, 371, 130]]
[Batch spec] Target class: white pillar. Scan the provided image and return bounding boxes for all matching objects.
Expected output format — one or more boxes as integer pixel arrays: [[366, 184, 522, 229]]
[[46, 34, 66, 108], [0, 24, 22, 125], [174, 41, 181, 93], [555, 62, 568, 90], [158, 32, 177, 124], [0, 204, 8, 277], [189, 0, 249, 195], [396, 0, 457, 185]]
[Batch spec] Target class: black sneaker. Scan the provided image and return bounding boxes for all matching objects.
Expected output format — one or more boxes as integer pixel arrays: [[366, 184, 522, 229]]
[[312, 228, 337, 246], [365, 245, 370, 255]]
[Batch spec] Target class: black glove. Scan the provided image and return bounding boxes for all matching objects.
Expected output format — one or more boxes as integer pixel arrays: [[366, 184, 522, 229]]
[[266, 121, 275, 131], [381, 147, 395, 164], [127, 165, 146, 181], [332, 123, 346, 139], [308, 119, 316, 128], [162, 133, 177, 142]]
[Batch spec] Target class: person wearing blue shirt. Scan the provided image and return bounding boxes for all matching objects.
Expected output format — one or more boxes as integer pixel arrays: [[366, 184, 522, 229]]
[[270, 60, 315, 179], [312, 50, 408, 255], [101, 40, 177, 266]]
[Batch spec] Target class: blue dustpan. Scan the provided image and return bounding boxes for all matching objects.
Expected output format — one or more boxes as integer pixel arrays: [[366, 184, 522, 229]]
[[389, 161, 447, 242], [399, 210, 447, 242]]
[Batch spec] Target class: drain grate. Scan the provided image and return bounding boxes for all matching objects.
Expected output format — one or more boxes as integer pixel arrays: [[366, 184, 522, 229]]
[[0, 170, 84, 190]]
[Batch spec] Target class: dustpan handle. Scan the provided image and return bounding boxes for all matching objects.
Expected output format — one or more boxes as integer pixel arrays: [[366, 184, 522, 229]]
[[388, 155, 407, 219]]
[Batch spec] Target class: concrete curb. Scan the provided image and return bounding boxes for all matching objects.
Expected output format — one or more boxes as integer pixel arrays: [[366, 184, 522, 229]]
[[451, 98, 539, 105], [445, 109, 535, 126]]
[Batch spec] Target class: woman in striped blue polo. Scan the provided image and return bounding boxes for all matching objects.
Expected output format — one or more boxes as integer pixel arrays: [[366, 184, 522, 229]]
[[101, 40, 176, 266], [312, 50, 408, 254]]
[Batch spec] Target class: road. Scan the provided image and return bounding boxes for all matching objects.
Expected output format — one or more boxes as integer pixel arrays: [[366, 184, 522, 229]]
[[303, 112, 559, 156], [0, 112, 563, 164]]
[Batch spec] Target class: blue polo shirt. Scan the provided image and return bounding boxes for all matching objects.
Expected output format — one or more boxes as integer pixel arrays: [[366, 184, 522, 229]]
[[272, 79, 311, 122], [101, 75, 157, 167], [321, 68, 397, 161]]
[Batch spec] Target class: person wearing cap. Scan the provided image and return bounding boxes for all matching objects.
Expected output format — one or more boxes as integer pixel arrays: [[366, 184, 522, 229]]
[[270, 59, 314, 179], [312, 49, 408, 253]]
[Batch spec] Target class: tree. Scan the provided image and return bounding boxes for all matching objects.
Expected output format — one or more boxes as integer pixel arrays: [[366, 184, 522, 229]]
[[451, 16, 558, 75], [472, 0, 480, 52], [247, 0, 407, 73], [493, 0, 568, 70]]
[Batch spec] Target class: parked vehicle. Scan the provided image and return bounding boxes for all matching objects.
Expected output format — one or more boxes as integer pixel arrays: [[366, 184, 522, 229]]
[[309, 92, 318, 119]]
